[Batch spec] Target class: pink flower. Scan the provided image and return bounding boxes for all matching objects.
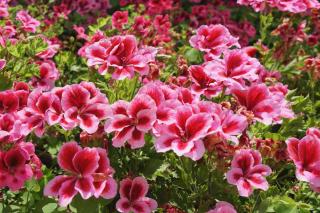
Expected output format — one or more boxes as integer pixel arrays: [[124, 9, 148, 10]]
[[231, 84, 282, 125], [16, 10, 40, 33], [73, 25, 88, 40], [190, 24, 240, 57], [18, 89, 62, 137], [112, 11, 128, 30], [189, 65, 222, 98], [36, 37, 60, 59], [116, 176, 157, 213], [105, 95, 157, 149], [226, 149, 272, 197], [204, 49, 260, 89], [85, 35, 156, 80], [237, 0, 269, 12], [155, 105, 212, 160], [216, 109, 248, 144], [0, 114, 25, 143], [0, 0, 8, 18], [0, 25, 16, 47], [61, 82, 111, 134], [44, 142, 117, 207], [30, 60, 60, 91], [207, 201, 237, 213], [196, 101, 247, 144], [0, 142, 40, 191], [287, 129, 320, 191]]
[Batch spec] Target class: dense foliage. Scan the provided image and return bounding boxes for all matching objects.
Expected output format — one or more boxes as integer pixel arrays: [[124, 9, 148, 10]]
[[0, 0, 320, 212]]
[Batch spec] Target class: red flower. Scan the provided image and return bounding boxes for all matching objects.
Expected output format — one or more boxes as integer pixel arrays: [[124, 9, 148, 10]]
[[116, 176, 157, 213], [112, 11, 128, 30]]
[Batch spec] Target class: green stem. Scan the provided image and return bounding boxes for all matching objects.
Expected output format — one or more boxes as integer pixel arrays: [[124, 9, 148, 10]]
[[130, 75, 139, 100]]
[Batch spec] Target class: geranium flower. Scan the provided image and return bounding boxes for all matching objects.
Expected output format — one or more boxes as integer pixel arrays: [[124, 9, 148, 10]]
[[190, 24, 240, 57], [85, 35, 157, 80], [0, 142, 40, 191], [112, 11, 128, 30], [155, 104, 212, 160], [204, 49, 260, 89], [61, 82, 111, 134], [226, 149, 272, 197], [207, 201, 237, 213], [16, 10, 40, 33], [105, 95, 157, 149], [0, 91, 19, 113], [189, 65, 222, 98], [18, 90, 62, 137], [0, 114, 26, 143], [44, 142, 117, 207], [116, 176, 157, 213], [287, 129, 320, 192], [30, 60, 60, 91], [231, 84, 282, 124]]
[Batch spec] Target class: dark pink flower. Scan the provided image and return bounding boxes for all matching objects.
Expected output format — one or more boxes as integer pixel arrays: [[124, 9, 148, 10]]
[[61, 82, 111, 134], [0, 142, 39, 191], [105, 95, 157, 149], [44, 142, 117, 207], [112, 11, 128, 30], [207, 201, 237, 213], [226, 149, 272, 197], [133, 16, 151, 36], [16, 10, 40, 33], [116, 176, 157, 213], [190, 24, 240, 57], [0, 91, 19, 113], [189, 65, 222, 98]]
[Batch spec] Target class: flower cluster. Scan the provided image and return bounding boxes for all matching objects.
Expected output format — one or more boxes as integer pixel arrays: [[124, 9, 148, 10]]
[[237, 0, 320, 13], [0, 0, 319, 212]]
